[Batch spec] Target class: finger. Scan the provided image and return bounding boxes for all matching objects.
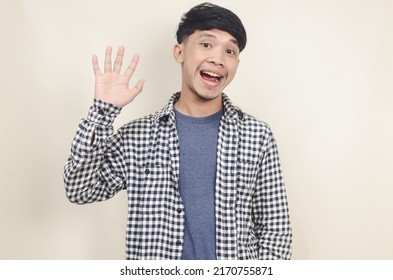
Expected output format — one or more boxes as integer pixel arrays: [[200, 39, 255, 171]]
[[113, 46, 125, 73], [124, 54, 140, 80], [104, 46, 112, 73], [92, 54, 102, 77], [130, 79, 145, 98]]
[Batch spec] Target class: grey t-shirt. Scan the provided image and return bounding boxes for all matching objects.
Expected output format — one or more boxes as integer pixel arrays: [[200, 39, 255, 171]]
[[175, 108, 223, 260]]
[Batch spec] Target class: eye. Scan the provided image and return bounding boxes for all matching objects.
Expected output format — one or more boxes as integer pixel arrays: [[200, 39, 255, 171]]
[[201, 42, 212, 48], [226, 49, 237, 55]]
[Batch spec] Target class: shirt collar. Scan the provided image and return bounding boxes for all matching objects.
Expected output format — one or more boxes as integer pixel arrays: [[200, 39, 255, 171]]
[[154, 92, 244, 124]]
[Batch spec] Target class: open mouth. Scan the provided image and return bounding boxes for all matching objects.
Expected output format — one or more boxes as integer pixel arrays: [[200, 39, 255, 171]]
[[200, 70, 223, 84]]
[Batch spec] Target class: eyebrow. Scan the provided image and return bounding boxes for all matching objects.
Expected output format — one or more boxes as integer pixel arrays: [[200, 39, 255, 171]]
[[199, 32, 239, 47]]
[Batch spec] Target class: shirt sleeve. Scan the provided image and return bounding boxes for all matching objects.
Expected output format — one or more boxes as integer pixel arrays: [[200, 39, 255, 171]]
[[63, 99, 126, 204], [252, 131, 292, 259]]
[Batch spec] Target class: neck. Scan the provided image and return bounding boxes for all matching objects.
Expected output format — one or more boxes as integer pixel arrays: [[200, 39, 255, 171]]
[[174, 92, 223, 117]]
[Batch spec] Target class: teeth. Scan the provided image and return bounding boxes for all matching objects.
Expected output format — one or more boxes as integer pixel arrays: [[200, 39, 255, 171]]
[[202, 71, 221, 78]]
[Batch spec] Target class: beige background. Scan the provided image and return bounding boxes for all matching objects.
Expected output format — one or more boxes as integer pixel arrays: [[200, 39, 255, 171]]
[[0, 0, 392, 259]]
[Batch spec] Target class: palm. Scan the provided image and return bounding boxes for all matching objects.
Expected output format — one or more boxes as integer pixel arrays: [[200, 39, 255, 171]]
[[92, 46, 144, 108]]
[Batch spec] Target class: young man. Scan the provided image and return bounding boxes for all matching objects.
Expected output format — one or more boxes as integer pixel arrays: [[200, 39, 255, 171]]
[[64, 2, 292, 260]]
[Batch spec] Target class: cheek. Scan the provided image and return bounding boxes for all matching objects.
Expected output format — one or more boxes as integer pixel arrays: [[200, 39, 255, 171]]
[[181, 62, 198, 84], [183, 58, 201, 76], [227, 62, 239, 80]]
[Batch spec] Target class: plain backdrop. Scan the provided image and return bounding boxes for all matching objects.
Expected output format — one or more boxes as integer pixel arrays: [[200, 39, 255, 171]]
[[0, 0, 392, 259]]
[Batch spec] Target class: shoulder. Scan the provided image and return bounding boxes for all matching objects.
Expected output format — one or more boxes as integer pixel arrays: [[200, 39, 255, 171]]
[[237, 110, 274, 140], [119, 92, 178, 134], [233, 111, 282, 160], [118, 113, 157, 136], [222, 93, 275, 144]]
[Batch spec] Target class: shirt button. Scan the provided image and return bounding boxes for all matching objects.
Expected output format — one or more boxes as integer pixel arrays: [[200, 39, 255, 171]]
[[144, 168, 150, 175], [176, 240, 182, 246], [177, 208, 182, 214]]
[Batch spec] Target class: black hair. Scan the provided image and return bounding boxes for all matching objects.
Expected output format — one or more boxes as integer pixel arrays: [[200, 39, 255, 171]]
[[176, 2, 247, 52]]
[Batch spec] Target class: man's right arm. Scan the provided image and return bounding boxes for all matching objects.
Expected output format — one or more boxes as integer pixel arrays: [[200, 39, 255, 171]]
[[63, 46, 144, 204], [63, 99, 125, 204]]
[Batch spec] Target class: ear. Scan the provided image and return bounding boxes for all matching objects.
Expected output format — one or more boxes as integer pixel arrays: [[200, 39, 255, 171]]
[[173, 43, 184, 63]]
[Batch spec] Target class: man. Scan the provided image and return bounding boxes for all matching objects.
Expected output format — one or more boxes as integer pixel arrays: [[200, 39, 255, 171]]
[[64, 2, 292, 260]]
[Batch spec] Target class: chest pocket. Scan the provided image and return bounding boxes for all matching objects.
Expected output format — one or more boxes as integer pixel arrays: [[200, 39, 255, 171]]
[[138, 164, 171, 214]]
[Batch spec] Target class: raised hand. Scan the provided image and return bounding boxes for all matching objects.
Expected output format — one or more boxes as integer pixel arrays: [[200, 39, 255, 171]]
[[92, 46, 145, 108]]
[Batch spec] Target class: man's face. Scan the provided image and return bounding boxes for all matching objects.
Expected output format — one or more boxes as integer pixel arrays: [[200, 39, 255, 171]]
[[174, 29, 240, 102]]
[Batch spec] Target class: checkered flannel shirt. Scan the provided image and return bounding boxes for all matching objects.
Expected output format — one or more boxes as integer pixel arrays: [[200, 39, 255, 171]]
[[64, 92, 292, 260]]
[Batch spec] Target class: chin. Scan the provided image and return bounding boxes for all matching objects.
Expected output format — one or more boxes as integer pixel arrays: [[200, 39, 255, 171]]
[[195, 90, 222, 101]]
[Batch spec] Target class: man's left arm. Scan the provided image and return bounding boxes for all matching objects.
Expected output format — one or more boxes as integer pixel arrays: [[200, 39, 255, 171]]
[[252, 131, 292, 259]]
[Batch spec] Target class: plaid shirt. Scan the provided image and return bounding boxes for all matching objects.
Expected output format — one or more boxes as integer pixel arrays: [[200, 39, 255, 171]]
[[64, 93, 292, 260]]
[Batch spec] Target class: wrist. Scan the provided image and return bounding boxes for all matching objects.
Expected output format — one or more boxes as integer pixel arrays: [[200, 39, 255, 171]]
[[87, 99, 122, 126]]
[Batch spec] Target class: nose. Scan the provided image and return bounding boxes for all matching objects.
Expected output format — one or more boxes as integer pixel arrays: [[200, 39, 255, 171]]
[[208, 48, 225, 68]]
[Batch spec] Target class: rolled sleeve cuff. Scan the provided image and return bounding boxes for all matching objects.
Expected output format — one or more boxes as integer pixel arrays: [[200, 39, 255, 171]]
[[87, 99, 121, 126]]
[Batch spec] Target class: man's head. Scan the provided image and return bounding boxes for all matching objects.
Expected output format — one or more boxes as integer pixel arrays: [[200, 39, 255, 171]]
[[173, 3, 247, 109], [176, 2, 247, 53]]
